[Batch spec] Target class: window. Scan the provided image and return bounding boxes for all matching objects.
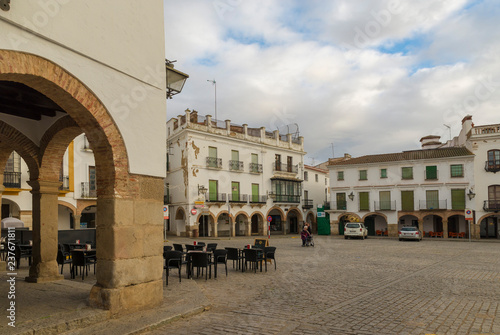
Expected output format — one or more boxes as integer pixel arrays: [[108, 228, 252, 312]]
[[287, 156, 293, 172], [336, 193, 346, 210], [250, 153, 261, 173], [359, 192, 369, 211], [486, 150, 500, 172], [359, 170, 367, 180], [402, 167, 413, 180], [451, 189, 465, 210], [209, 180, 218, 201], [337, 171, 344, 181], [315, 174, 318, 182], [304, 171, 308, 181], [231, 181, 240, 201], [271, 179, 301, 202], [379, 191, 391, 210], [401, 191, 414, 211], [304, 190, 309, 200], [380, 168, 387, 178], [426, 190, 439, 209], [325, 177, 327, 185], [230, 150, 241, 170], [275, 154, 281, 171], [208, 146, 218, 168], [425, 166, 437, 180], [251, 184, 260, 202], [89, 166, 96, 191], [450, 164, 463, 177], [4, 151, 21, 188]]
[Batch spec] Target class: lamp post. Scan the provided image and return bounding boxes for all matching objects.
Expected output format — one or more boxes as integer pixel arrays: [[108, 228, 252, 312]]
[[197, 185, 208, 237], [166, 59, 189, 99], [348, 192, 355, 201], [467, 189, 476, 201], [207, 79, 217, 121]]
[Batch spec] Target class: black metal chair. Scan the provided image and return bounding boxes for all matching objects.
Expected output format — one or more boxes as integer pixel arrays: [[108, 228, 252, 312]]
[[211, 249, 228, 278], [57, 248, 72, 274], [186, 244, 204, 251], [163, 245, 173, 258], [164, 250, 182, 285], [243, 248, 265, 273], [196, 242, 206, 247], [71, 250, 95, 280], [206, 243, 218, 253], [225, 247, 243, 270], [173, 243, 184, 252], [264, 246, 276, 270], [190, 252, 211, 280], [14, 245, 32, 269]]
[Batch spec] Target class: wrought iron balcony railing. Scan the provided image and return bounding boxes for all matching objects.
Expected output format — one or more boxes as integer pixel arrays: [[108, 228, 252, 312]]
[[485, 160, 500, 173], [229, 160, 244, 171], [3, 172, 21, 188], [273, 163, 298, 174], [206, 192, 226, 202], [206, 157, 222, 169], [249, 163, 263, 174], [419, 200, 447, 210], [374, 200, 396, 211], [81, 182, 97, 198], [228, 193, 247, 203], [484, 200, 500, 211], [302, 199, 313, 209], [269, 193, 300, 203], [249, 195, 267, 203]]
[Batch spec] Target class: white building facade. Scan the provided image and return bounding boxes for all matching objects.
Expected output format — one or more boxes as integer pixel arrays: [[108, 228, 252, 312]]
[[166, 110, 306, 237], [303, 165, 330, 232]]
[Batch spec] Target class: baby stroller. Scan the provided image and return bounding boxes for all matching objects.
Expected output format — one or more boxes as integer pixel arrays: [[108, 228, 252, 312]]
[[306, 234, 314, 247]]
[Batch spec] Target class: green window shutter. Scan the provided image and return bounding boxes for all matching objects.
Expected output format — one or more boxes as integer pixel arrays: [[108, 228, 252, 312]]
[[380, 169, 387, 178], [359, 170, 367, 180], [379, 191, 391, 210], [209, 147, 217, 158], [338, 171, 344, 180], [402, 167, 413, 179], [231, 150, 239, 161], [401, 191, 414, 211], [451, 189, 465, 210], [359, 192, 369, 211], [450, 164, 463, 177], [251, 153, 258, 164], [252, 184, 259, 202], [336, 193, 346, 210], [426, 190, 439, 209], [231, 182, 239, 201], [426, 166, 437, 180], [209, 180, 218, 201]]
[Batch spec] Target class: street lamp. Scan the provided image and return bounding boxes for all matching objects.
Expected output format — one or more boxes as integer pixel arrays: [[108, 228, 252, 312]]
[[166, 59, 189, 99], [348, 192, 355, 201], [198, 184, 208, 196], [467, 189, 476, 200]]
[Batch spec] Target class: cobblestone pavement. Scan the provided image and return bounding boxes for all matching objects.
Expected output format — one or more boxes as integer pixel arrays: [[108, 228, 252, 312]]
[[145, 236, 500, 335]]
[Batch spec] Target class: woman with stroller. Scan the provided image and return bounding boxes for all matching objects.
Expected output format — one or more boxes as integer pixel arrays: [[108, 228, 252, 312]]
[[300, 226, 310, 247]]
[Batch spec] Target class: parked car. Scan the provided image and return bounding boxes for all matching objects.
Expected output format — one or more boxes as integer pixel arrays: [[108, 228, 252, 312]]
[[344, 223, 368, 239], [399, 227, 422, 241]]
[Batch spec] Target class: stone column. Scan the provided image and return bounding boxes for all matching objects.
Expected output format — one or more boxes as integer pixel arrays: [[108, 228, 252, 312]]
[[388, 223, 398, 238], [89, 176, 164, 315], [73, 214, 81, 229], [418, 219, 424, 236], [25, 180, 63, 283], [212, 218, 218, 238], [331, 220, 339, 236], [442, 220, 448, 239]]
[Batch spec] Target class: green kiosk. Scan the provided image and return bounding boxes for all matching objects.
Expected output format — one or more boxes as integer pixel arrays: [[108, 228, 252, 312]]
[[317, 205, 330, 235]]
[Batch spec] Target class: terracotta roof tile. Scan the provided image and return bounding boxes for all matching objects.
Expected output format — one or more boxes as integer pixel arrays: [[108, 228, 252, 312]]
[[328, 147, 474, 166]]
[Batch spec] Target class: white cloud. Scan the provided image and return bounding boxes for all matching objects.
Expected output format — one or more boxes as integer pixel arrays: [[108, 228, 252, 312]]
[[164, 0, 500, 164]]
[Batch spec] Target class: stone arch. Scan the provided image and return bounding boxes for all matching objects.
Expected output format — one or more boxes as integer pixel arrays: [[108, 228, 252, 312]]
[[286, 208, 303, 222], [175, 207, 186, 220], [250, 211, 265, 235], [58, 200, 76, 216], [266, 206, 285, 219], [478, 213, 496, 224], [39, 116, 83, 181], [249, 211, 265, 222], [0, 50, 129, 197], [234, 211, 250, 236], [215, 210, 231, 221], [362, 212, 387, 222], [336, 212, 361, 222], [0, 50, 162, 315], [0, 120, 40, 177]]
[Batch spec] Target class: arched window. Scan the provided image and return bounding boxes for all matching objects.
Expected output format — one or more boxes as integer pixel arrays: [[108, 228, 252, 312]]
[[486, 149, 500, 172]]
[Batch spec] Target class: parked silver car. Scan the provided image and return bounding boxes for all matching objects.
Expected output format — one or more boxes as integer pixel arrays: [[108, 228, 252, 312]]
[[344, 223, 368, 239], [398, 227, 422, 241]]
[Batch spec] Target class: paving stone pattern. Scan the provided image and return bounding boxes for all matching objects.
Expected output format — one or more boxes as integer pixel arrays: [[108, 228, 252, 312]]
[[146, 236, 500, 335]]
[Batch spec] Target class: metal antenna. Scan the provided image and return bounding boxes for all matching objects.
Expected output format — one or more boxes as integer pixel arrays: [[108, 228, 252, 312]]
[[443, 124, 451, 142], [207, 79, 217, 121]]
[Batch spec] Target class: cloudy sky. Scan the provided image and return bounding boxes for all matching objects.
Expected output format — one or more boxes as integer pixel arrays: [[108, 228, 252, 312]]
[[163, 0, 500, 165]]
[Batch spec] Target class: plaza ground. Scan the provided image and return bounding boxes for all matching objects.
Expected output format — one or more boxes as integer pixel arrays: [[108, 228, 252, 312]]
[[1, 235, 499, 334]]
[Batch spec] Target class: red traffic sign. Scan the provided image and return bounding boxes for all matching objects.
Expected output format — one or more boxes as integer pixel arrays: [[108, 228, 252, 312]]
[[267, 216, 272, 222], [191, 209, 197, 215]]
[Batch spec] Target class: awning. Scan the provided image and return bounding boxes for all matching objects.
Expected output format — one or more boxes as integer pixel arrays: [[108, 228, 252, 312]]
[[270, 176, 303, 182], [1, 217, 24, 229]]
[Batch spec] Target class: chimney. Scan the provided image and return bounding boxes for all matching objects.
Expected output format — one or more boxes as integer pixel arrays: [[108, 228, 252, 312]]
[[420, 135, 441, 149]]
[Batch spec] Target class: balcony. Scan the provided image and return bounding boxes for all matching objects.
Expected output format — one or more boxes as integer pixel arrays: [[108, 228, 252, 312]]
[[302, 199, 313, 209], [419, 200, 447, 210], [484, 200, 500, 211], [206, 157, 222, 169], [485, 160, 500, 173], [249, 163, 263, 174], [229, 160, 244, 171], [59, 175, 69, 191], [269, 193, 300, 203], [81, 182, 97, 198], [330, 201, 346, 211], [3, 172, 21, 188], [323, 201, 331, 210], [374, 200, 396, 211], [249, 195, 267, 204], [164, 194, 171, 204], [273, 163, 298, 174], [228, 193, 247, 203], [206, 193, 226, 203]]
